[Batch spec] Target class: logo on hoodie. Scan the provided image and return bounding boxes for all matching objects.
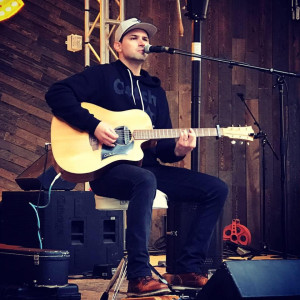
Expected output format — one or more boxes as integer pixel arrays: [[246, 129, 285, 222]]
[[113, 78, 157, 124]]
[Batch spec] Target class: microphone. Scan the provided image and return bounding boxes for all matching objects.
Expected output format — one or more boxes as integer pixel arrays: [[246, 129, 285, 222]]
[[144, 44, 175, 54]]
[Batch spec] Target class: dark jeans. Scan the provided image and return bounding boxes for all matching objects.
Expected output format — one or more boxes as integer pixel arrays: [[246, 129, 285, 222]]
[[90, 163, 228, 279]]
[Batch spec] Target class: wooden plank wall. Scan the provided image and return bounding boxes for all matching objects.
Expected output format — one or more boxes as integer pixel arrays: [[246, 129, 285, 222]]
[[0, 0, 101, 196], [0, 0, 299, 255], [200, 0, 300, 255]]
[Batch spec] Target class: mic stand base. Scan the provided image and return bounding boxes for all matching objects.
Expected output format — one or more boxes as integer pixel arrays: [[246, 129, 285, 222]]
[[223, 241, 298, 261]]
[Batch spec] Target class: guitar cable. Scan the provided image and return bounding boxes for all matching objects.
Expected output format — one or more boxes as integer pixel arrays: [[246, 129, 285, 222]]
[[28, 143, 62, 249]]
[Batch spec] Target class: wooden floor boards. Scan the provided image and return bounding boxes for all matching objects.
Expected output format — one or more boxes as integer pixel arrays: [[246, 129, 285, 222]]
[[69, 277, 128, 300]]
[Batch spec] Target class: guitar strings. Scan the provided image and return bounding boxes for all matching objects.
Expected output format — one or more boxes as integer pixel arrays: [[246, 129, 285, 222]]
[[114, 128, 223, 139]]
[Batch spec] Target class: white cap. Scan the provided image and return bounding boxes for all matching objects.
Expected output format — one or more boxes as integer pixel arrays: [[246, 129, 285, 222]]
[[115, 18, 157, 42]]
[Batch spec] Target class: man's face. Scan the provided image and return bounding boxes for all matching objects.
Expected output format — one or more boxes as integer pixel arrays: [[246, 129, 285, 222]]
[[114, 29, 150, 62]]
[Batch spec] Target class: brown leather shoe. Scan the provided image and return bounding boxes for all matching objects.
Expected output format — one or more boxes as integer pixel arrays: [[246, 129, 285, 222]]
[[127, 276, 171, 297], [162, 273, 175, 285], [163, 272, 208, 289]]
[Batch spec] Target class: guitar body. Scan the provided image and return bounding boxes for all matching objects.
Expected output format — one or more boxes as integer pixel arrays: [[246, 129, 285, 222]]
[[51, 103, 152, 182]]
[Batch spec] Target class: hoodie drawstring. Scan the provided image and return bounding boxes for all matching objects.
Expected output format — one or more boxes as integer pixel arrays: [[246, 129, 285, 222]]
[[136, 80, 145, 112], [127, 69, 144, 111]]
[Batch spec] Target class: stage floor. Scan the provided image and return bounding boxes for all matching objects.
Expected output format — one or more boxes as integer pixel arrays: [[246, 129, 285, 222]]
[[68, 253, 284, 300]]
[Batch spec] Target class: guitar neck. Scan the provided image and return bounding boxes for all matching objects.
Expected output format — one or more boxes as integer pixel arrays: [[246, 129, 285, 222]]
[[133, 128, 221, 140]]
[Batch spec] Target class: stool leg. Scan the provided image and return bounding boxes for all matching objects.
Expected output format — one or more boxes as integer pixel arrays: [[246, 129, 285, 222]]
[[112, 257, 128, 300], [100, 257, 126, 300]]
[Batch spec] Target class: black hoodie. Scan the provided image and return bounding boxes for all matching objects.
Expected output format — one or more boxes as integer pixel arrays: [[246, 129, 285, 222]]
[[45, 60, 183, 166]]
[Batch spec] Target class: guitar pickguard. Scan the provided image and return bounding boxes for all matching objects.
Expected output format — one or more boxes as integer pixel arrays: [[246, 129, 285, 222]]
[[101, 126, 134, 160], [101, 142, 134, 159]]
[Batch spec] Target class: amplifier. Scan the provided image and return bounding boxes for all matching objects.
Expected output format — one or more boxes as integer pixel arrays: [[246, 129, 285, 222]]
[[0, 191, 124, 275], [166, 201, 223, 273]]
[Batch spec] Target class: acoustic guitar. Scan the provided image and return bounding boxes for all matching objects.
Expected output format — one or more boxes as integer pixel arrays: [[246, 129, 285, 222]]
[[51, 102, 255, 182]]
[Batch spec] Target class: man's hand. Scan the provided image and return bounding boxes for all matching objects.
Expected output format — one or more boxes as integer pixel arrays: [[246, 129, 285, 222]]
[[94, 122, 118, 147], [174, 128, 196, 157]]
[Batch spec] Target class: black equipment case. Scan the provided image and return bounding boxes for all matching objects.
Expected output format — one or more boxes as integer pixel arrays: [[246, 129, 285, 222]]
[[0, 244, 81, 299], [0, 243, 70, 286]]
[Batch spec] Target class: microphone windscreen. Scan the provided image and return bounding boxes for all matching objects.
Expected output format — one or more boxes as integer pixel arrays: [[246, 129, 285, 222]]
[[144, 44, 151, 53]]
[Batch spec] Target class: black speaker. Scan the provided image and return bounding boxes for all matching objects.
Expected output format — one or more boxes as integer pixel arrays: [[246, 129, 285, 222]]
[[15, 150, 76, 191], [166, 201, 223, 273], [0, 191, 124, 275], [199, 260, 300, 300]]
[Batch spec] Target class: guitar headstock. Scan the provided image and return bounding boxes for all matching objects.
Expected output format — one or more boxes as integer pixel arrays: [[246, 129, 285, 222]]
[[223, 126, 255, 141]]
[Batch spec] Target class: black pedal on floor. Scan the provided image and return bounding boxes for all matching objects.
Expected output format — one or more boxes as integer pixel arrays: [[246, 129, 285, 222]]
[[170, 287, 202, 300]]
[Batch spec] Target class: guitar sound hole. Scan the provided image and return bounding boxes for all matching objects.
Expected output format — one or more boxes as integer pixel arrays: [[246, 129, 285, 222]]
[[89, 134, 99, 151], [115, 126, 132, 146]]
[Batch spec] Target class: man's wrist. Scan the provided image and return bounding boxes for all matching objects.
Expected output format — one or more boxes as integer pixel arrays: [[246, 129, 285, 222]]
[[174, 148, 185, 158]]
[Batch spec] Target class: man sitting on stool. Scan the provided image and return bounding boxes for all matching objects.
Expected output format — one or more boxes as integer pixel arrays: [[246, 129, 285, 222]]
[[45, 18, 228, 297]]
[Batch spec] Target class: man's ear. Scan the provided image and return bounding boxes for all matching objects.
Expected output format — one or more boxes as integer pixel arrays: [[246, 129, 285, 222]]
[[114, 41, 122, 53]]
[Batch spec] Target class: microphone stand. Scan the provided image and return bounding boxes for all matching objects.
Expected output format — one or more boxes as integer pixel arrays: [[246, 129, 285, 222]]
[[163, 46, 300, 257], [190, 19, 202, 173], [163, 47, 300, 79], [236, 93, 280, 257]]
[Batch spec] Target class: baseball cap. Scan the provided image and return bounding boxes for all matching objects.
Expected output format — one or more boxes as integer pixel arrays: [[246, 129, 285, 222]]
[[115, 18, 157, 42]]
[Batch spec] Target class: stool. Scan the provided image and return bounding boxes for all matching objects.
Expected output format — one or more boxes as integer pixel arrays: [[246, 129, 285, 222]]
[[95, 189, 168, 210], [96, 190, 168, 300]]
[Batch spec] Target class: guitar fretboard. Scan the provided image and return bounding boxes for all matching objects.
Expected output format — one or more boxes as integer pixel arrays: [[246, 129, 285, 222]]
[[133, 128, 222, 140]]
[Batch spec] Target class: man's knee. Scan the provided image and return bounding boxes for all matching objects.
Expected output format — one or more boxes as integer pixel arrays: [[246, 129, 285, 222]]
[[219, 178, 228, 195], [215, 178, 228, 204], [135, 168, 157, 190]]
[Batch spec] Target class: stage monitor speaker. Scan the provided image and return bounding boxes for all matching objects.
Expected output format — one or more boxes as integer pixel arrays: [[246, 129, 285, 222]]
[[166, 201, 223, 273], [0, 191, 124, 275], [199, 260, 300, 300], [15, 150, 76, 191]]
